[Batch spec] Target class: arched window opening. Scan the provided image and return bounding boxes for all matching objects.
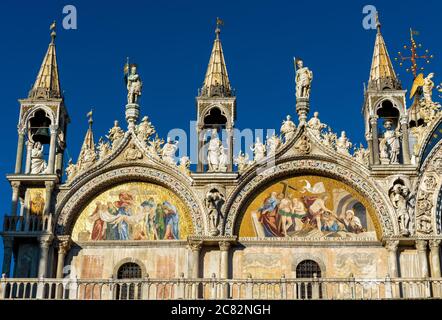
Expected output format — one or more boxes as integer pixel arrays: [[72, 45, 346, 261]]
[[296, 260, 322, 299], [28, 110, 52, 145], [203, 107, 227, 128], [115, 262, 142, 300]]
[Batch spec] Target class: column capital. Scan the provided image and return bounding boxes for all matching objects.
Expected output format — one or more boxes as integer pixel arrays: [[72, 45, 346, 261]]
[[219, 241, 231, 251], [369, 115, 379, 124], [11, 181, 21, 189], [49, 125, 58, 135], [416, 239, 428, 251], [188, 240, 203, 252], [39, 236, 53, 248], [429, 239, 441, 250], [385, 240, 399, 252], [17, 125, 26, 135], [57, 236, 71, 254]]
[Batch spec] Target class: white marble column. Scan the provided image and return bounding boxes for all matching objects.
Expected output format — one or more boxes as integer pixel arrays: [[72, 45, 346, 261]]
[[219, 241, 230, 279], [43, 181, 54, 216], [15, 129, 25, 174], [25, 141, 33, 174], [370, 116, 380, 165], [38, 237, 53, 278], [429, 240, 441, 277], [188, 240, 203, 279], [416, 240, 429, 278], [10, 182, 20, 216], [400, 115, 411, 164], [385, 240, 399, 277], [47, 125, 58, 174], [56, 238, 71, 279]]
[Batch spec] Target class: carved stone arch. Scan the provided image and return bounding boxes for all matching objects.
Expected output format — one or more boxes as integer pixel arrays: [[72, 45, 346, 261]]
[[224, 158, 397, 237], [373, 97, 405, 116], [22, 104, 57, 127], [415, 138, 442, 235], [55, 165, 206, 237], [113, 257, 147, 278], [416, 114, 442, 165]]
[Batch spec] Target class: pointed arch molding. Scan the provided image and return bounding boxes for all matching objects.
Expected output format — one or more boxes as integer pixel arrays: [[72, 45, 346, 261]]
[[55, 165, 205, 236], [224, 158, 396, 237]]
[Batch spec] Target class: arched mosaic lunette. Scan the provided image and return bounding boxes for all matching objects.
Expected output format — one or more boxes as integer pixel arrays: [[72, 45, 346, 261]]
[[224, 159, 396, 237], [55, 165, 205, 236]]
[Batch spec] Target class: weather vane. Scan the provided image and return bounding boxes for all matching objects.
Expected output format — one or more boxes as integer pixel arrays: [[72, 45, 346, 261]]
[[395, 28, 433, 79]]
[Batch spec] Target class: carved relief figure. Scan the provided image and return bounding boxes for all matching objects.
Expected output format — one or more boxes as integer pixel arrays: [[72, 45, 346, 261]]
[[266, 134, 281, 155], [136, 116, 155, 142], [124, 143, 143, 161], [65, 158, 78, 182], [126, 65, 142, 104], [107, 120, 125, 150], [207, 129, 222, 172], [390, 184, 411, 236], [250, 137, 266, 161], [336, 131, 352, 155], [234, 152, 250, 173], [307, 112, 326, 137], [205, 188, 225, 236]]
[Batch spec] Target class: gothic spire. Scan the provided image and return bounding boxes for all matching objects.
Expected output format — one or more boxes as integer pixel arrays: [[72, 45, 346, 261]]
[[367, 13, 401, 91], [29, 21, 62, 99], [200, 18, 233, 97], [76, 111, 96, 167]]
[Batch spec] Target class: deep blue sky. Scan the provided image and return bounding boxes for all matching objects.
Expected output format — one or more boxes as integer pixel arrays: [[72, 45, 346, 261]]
[[0, 0, 441, 268]]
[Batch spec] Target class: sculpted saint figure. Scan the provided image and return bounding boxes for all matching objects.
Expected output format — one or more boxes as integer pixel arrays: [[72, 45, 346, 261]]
[[390, 184, 411, 235], [136, 116, 155, 142], [250, 137, 266, 162], [65, 158, 78, 182], [125, 144, 143, 161], [107, 120, 125, 149], [97, 137, 111, 160], [295, 58, 313, 99], [379, 120, 401, 164], [307, 112, 326, 137], [207, 129, 221, 172], [126, 65, 142, 104], [218, 146, 228, 172], [30, 142, 47, 174], [234, 152, 250, 173], [267, 134, 281, 155], [280, 115, 296, 142], [336, 131, 352, 155], [205, 189, 225, 236], [161, 137, 178, 165]]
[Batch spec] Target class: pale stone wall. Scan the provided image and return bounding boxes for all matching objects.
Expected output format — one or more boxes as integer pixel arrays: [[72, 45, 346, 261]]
[[232, 242, 388, 279]]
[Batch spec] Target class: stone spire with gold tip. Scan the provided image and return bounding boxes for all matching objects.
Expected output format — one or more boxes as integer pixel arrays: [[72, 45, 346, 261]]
[[200, 18, 233, 97], [29, 21, 62, 99], [76, 111, 97, 170], [368, 13, 401, 91]]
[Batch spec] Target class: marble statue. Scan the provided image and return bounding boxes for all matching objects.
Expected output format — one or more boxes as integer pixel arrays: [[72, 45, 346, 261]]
[[107, 120, 125, 150], [336, 131, 352, 155], [218, 146, 228, 172], [161, 137, 178, 165], [250, 137, 266, 162], [379, 120, 401, 164], [147, 135, 164, 158], [97, 137, 111, 160], [234, 152, 250, 173], [322, 128, 337, 148], [280, 115, 296, 142], [78, 146, 97, 170], [422, 73, 435, 105], [30, 142, 47, 174], [205, 189, 225, 236], [390, 184, 411, 236], [266, 134, 281, 155], [207, 129, 222, 172], [136, 116, 155, 143], [307, 112, 327, 137], [65, 158, 77, 182], [126, 65, 142, 104], [294, 58, 313, 99], [353, 144, 368, 165], [178, 156, 191, 175]]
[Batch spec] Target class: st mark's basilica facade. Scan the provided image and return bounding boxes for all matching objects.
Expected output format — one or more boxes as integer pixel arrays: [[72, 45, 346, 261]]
[[1, 15, 442, 300]]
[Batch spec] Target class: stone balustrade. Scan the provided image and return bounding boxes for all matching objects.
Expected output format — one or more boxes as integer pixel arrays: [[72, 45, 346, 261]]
[[2, 215, 53, 233], [1, 275, 441, 300]]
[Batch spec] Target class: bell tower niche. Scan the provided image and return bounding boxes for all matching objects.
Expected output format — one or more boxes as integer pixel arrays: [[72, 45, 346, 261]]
[[196, 18, 236, 173], [2, 22, 69, 278], [363, 14, 410, 166]]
